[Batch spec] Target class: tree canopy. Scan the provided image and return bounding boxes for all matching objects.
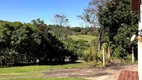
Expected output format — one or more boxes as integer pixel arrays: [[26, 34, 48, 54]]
[[98, 0, 138, 59], [0, 20, 80, 66]]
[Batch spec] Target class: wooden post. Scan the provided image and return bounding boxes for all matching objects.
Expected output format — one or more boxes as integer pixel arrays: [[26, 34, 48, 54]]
[[132, 47, 134, 63], [102, 47, 105, 66], [108, 47, 110, 59]]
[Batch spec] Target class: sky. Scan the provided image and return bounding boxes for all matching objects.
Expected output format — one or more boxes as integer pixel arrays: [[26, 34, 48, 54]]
[[0, 0, 91, 27]]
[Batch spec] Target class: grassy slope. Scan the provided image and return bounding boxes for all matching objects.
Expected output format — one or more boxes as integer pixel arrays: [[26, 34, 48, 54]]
[[70, 35, 96, 43]]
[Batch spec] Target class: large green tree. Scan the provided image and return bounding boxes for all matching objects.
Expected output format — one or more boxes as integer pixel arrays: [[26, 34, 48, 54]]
[[98, 0, 138, 59], [0, 20, 78, 66], [78, 0, 110, 53]]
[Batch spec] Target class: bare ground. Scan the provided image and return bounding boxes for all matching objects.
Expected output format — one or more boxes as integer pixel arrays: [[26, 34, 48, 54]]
[[43, 63, 138, 80]]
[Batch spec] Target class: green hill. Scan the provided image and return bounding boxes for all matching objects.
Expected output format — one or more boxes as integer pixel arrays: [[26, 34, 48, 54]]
[[70, 35, 96, 43]]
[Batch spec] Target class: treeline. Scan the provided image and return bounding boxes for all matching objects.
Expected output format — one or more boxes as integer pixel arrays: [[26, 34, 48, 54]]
[[0, 19, 95, 66], [48, 25, 97, 39]]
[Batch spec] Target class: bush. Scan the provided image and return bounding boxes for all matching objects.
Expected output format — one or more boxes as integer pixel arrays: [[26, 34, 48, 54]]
[[83, 44, 106, 63]]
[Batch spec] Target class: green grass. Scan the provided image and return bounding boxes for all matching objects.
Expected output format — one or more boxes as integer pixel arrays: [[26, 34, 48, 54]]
[[0, 78, 87, 80], [0, 72, 43, 77], [0, 62, 92, 80], [0, 62, 92, 74], [0, 62, 96, 80], [70, 35, 96, 43]]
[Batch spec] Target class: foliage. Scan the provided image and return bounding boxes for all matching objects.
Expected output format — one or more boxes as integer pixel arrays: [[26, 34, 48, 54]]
[[98, 0, 138, 59], [63, 38, 89, 58], [83, 46, 96, 62], [0, 20, 78, 66], [0, 18, 99, 66], [52, 14, 69, 26], [79, 0, 110, 54], [78, 0, 109, 27]]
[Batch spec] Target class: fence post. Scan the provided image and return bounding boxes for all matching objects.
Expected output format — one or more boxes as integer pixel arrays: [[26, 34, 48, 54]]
[[132, 47, 134, 63], [102, 47, 105, 66], [108, 47, 110, 59]]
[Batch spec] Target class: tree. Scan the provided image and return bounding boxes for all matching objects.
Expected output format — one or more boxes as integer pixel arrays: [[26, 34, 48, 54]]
[[78, 0, 109, 53], [0, 20, 78, 66], [32, 19, 77, 63], [98, 0, 138, 59], [78, 0, 109, 27], [52, 14, 69, 26]]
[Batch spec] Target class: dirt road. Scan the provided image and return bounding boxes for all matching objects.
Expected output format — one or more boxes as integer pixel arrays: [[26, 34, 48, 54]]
[[43, 63, 138, 80]]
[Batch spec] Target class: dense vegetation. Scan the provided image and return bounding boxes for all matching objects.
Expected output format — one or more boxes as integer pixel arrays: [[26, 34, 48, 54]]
[[98, 0, 138, 60], [0, 19, 97, 66], [79, 0, 138, 61]]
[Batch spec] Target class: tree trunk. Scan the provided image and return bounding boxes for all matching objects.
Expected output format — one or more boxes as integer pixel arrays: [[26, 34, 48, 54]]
[[98, 40, 101, 53], [108, 47, 110, 59], [98, 31, 102, 53]]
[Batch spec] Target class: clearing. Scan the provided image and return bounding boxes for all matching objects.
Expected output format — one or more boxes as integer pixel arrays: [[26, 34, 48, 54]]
[[70, 35, 96, 43]]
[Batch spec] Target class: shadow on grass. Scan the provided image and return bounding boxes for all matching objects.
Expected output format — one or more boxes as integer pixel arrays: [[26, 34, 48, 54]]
[[5, 61, 82, 67]]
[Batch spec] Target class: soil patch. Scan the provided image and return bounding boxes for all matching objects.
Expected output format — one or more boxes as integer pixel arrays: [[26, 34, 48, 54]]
[[43, 63, 138, 80]]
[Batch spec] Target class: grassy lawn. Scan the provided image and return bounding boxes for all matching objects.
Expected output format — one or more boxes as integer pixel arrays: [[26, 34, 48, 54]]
[[0, 78, 87, 80], [0, 62, 94, 80], [70, 35, 96, 43], [0, 62, 93, 74]]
